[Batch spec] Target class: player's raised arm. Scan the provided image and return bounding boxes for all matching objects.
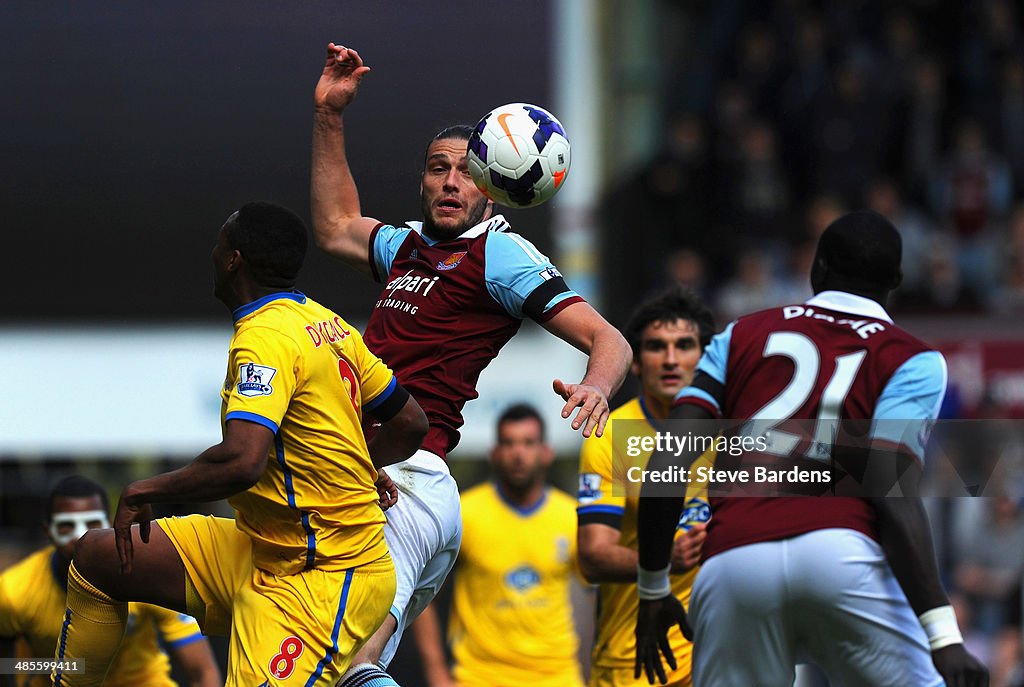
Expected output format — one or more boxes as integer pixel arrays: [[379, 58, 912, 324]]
[[543, 302, 631, 438], [311, 42, 381, 273]]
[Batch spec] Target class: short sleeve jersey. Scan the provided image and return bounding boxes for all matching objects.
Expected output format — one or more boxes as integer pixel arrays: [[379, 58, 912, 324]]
[[577, 398, 713, 675], [675, 291, 947, 561], [363, 215, 584, 458], [449, 483, 584, 687], [223, 292, 400, 575], [0, 547, 203, 687]]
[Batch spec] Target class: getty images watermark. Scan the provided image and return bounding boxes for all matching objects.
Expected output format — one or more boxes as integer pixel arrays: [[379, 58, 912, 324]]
[[601, 419, 1024, 498], [621, 428, 833, 490]]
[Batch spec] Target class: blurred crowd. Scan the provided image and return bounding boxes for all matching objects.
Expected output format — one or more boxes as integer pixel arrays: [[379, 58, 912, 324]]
[[603, 0, 1024, 326], [601, 1, 1024, 683], [920, 424, 1024, 687]]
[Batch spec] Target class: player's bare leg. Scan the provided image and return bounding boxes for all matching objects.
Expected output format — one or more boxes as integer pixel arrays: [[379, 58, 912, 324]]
[[74, 522, 188, 611], [338, 616, 400, 687], [51, 523, 188, 686]]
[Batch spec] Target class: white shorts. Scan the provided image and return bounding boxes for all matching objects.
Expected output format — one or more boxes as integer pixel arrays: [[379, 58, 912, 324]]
[[689, 528, 943, 687], [377, 450, 462, 667]]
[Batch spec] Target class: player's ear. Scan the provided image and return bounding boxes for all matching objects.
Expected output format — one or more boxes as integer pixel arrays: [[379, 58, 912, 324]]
[[227, 249, 244, 273], [888, 268, 903, 291], [483, 199, 494, 220], [810, 254, 828, 293], [541, 442, 555, 468]]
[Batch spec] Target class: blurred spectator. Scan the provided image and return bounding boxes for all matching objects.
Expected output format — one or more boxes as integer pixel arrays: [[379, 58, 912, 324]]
[[601, 113, 713, 326], [803, 193, 847, 240], [604, 0, 1024, 322], [641, 112, 712, 250], [902, 55, 949, 197], [733, 23, 785, 119], [876, 6, 923, 101], [929, 119, 1013, 306], [662, 248, 710, 303], [999, 205, 1024, 314], [716, 250, 792, 322], [920, 241, 966, 310], [717, 119, 791, 240], [990, 625, 1024, 687], [865, 177, 937, 293], [710, 80, 755, 172], [808, 58, 895, 203], [778, 239, 816, 304], [997, 54, 1024, 194], [954, 495, 1024, 634], [994, 252, 1024, 314], [777, 11, 830, 196], [958, 0, 1021, 110]]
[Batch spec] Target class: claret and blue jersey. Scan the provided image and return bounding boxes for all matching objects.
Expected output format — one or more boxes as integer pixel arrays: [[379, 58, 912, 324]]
[[364, 214, 584, 457], [674, 290, 948, 561]]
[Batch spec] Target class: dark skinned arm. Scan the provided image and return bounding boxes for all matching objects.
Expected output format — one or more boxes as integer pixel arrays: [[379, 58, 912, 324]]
[[866, 455, 988, 687], [634, 402, 712, 685], [366, 392, 428, 470], [114, 419, 272, 573]]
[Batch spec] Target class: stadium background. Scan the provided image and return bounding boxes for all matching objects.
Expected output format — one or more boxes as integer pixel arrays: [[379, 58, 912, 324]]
[[3, 1, 1024, 685]]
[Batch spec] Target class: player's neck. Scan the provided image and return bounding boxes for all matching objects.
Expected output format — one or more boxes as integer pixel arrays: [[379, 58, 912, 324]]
[[421, 223, 463, 243], [815, 281, 889, 308], [222, 284, 293, 313], [496, 479, 546, 512], [55, 553, 72, 581], [641, 392, 672, 421]]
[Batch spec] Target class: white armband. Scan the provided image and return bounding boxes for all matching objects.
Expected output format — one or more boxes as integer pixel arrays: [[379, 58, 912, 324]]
[[637, 563, 672, 601], [918, 605, 963, 651]]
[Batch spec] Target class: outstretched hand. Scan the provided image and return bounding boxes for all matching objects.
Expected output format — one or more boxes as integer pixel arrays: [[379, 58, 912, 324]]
[[635, 595, 691, 685], [552, 379, 610, 438], [113, 486, 153, 576], [314, 42, 371, 112]]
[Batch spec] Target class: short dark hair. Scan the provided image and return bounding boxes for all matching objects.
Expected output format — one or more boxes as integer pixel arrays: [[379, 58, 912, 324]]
[[423, 124, 474, 167], [816, 210, 902, 290], [624, 286, 716, 356], [497, 403, 546, 441], [225, 202, 308, 289], [47, 475, 109, 521]]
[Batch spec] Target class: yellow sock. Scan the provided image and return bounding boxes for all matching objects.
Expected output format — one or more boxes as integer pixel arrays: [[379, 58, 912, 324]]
[[51, 562, 128, 687]]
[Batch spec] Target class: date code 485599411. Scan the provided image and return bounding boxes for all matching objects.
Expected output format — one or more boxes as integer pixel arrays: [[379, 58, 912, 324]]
[[0, 659, 84, 674]]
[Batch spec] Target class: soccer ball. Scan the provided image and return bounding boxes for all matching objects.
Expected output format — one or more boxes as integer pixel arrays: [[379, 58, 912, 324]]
[[466, 103, 571, 209]]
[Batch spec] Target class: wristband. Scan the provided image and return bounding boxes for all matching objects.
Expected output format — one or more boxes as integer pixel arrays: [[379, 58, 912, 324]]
[[918, 605, 964, 651], [637, 564, 672, 601]]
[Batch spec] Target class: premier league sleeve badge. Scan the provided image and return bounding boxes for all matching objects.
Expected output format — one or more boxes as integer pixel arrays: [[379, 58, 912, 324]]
[[236, 361, 277, 397]]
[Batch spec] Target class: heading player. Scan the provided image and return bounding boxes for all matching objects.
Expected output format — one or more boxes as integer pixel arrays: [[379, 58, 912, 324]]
[[577, 287, 714, 687], [49, 202, 428, 686], [0, 475, 219, 687], [311, 43, 631, 687], [634, 211, 987, 686]]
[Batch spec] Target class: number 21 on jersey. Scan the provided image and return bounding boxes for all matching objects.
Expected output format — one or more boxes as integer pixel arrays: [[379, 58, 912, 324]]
[[747, 331, 865, 461]]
